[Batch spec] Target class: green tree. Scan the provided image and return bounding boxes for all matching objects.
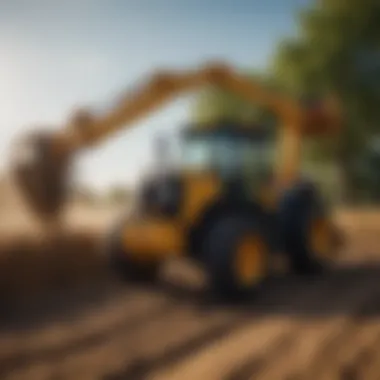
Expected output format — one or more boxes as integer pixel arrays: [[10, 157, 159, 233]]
[[271, 0, 380, 202], [190, 72, 277, 126]]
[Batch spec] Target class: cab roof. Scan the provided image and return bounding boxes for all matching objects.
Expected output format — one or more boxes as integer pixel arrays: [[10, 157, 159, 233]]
[[182, 119, 275, 141]]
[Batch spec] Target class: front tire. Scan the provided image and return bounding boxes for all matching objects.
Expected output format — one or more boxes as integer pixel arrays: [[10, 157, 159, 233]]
[[279, 181, 339, 275], [202, 214, 271, 301]]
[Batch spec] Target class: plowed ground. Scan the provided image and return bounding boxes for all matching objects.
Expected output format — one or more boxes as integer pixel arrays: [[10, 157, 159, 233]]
[[1, 209, 380, 380]]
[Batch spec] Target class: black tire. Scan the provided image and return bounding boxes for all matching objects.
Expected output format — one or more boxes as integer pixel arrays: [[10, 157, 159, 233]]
[[279, 181, 335, 276], [202, 214, 271, 301], [102, 215, 160, 283]]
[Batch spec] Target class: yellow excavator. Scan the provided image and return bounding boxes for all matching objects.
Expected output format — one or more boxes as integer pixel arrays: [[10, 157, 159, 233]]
[[10, 61, 343, 299]]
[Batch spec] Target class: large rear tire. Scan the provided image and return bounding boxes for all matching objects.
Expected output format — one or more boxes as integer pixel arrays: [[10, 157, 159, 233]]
[[279, 181, 341, 275], [202, 214, 271, 301]]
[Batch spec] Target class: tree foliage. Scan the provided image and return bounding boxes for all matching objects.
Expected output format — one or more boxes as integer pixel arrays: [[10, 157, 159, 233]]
[[190, 72, 278, 126], [271, 0, 380, 202]]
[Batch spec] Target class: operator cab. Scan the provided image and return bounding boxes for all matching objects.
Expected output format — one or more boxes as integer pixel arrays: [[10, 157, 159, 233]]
[[180, 120, 277, 193]]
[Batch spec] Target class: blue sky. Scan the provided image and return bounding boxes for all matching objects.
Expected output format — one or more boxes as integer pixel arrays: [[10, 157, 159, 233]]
[[0, 0, 311, 190]]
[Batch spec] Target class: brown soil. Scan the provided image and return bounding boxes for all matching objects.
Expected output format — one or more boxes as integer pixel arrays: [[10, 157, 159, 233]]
[[1, 208, 380, 380]]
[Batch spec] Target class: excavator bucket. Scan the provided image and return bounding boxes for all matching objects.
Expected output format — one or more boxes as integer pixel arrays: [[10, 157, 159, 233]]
[[9, 130, 72, 222]]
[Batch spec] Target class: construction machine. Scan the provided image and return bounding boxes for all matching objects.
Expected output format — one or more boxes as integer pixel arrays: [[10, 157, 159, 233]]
[[10, 61, 343, 299]]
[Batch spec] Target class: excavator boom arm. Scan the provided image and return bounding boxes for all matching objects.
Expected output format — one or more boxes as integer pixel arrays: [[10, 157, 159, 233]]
[[54, 63, 300, 155]]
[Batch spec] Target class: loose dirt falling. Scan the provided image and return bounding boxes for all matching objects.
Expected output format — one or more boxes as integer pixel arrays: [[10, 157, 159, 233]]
[[1, 208, 380, 380]]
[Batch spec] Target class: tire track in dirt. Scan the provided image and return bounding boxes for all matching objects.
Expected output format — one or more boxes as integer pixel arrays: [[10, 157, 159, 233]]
[[241, 273, 380, 380], [302, 289, 380, 380], [10, 275, 303, 380], [3, 272, 380, 380], [347, 333, 380, 380], [150, 267, 380, 380], [0, 289, 175, 377], [0, 265, 205, 374], [104, 315, 247, 380], [301, 268, 380, 380], [41, 305, 241, 380], [222, 334, 294, 380], [140, 274, 341, 380], [3, 277, 242, 380], [306, 321, 380, 380]]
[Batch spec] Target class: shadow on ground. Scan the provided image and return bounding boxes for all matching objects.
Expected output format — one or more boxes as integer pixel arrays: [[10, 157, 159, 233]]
[[158, 262, 380, 319], [2, 227, 380, 327]]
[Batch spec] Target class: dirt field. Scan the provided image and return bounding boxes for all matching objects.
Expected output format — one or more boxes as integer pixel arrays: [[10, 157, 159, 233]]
[[1, 208, 380, 380]]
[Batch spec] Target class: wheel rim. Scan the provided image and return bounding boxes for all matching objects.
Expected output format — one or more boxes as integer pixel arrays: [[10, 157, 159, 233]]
[[310, 217, 332, 259], [235, 234, 266, 287]]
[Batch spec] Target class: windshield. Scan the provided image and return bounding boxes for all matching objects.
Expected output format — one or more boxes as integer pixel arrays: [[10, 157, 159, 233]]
[[181, 131, 276, 183]]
